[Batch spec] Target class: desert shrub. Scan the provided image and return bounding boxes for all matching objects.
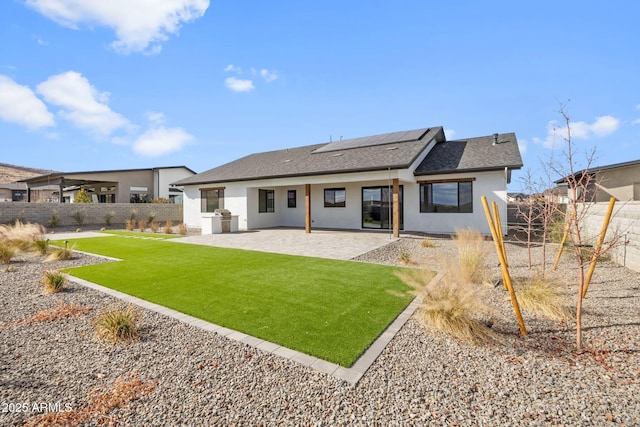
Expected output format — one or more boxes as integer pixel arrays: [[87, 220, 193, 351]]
[[23, 300, 91, 324], [178, 222, 187, 235], [138, 219, 148, 232], [104, 211, 114, 226], [45, 242, 74, 262], [32, 237, 49, 255], [71, 210, 85, 226], [399, 260, 495, 344], [398, 250, 413, 265], [549, 212, 568, 244], [0, 220, 45, 243], [147, 214, 156, 224], [515, 275, 574, 321], [453, 228, 488, 285], [149, 221, 160, 233], [47, 211, 59, 228], [43, 270, 67, 294], [24, 372, 155, 427], [163, 220, 173, 234], [0, 243, 15, 264], [125, 219, 135, 231], [129, 210, 137, 221], [94, 305, 140, 344], [151, 198, 172, 203], [421, 238, 438, 248]]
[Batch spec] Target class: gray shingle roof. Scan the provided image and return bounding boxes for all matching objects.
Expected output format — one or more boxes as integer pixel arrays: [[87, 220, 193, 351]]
[[175, 127, 446, 185], [414, 133, 523, 176]]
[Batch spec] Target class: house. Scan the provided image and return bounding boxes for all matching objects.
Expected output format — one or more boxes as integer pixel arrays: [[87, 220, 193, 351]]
[[21, 166, 196, 203], [174, 127, 523, 236], [555, 159, 640, 202]]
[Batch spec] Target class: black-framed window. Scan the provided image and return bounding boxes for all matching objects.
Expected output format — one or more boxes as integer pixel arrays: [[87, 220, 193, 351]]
[[201, 189, 224, 212], [287, 190, 296, 208], [420, 181, 473, 213], [259, 189, 275, 213], [324, 188, 346, 207]]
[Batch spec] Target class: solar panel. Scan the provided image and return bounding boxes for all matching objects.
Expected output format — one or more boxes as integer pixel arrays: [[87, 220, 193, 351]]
[[312, 128, 429, 153]]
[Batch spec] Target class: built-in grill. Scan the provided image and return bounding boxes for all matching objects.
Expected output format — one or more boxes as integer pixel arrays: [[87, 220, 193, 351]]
[[214, 209, 232, 233]]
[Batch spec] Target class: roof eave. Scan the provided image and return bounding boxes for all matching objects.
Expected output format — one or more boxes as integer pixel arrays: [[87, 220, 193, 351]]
[[414, 164, 523, 177]]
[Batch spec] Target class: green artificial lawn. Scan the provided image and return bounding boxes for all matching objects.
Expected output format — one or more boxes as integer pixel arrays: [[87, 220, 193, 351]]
[[100, 230, 182, 239], [57, 235, 414, 366]]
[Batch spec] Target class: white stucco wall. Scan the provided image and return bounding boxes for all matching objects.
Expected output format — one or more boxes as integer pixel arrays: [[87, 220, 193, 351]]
[[157, 168, 195, 199], [181, 167, 509, 235]]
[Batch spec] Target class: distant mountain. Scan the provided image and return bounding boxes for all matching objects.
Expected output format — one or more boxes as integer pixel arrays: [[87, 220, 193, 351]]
[[0, 163, 54, 183]]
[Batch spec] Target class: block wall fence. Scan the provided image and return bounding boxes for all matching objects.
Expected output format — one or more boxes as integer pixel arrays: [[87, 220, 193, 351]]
[[580, 201, 640, 273], [0, 203, 183, 228]]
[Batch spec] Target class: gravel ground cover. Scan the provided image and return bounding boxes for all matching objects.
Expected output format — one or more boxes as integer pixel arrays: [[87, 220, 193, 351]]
[[1, 234, 639, 426]]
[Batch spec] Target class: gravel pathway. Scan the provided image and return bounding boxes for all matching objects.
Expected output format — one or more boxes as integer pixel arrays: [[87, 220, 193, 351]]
[[1, 235, 639, 426]]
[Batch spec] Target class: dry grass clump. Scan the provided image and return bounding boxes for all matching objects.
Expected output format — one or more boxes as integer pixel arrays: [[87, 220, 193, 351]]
[[163, 220, 173, 234], [0, 221, 48, 262], [138, 219, 148, 232], [125, 219, 136, 231], [178, 222, 187, 235], [23, 300, 91, 324], [45, 243, 74, 262], [398, 250, 414, 265], [420, 237, 438, 248], [32, 237, 49, 255], [0, 242, 15, 264], [0, 220, 46, 243], [149, 220, 160, 233], [453, 228, 489, 285], [515, 275, 574, 321], [43, 270, 67, 294], [398, 255, 496, 345], [24, 372, 157, 427], [94, 305, 140, 344]]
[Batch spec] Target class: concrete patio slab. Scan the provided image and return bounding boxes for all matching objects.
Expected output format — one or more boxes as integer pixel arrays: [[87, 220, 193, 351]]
[[173, 228, 398, 260]]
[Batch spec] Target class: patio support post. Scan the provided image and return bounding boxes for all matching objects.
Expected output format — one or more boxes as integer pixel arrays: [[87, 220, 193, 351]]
[[305, 184, 311, 233], [59, 179, 64, 203], [392, 178, 400, 238]]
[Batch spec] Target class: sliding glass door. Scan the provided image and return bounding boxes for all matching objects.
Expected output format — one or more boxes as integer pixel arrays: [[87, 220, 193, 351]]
[[362, 186, 403, 229]]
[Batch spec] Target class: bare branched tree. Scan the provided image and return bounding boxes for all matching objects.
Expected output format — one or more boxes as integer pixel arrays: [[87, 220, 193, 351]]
[[550, 102, 625, 351]]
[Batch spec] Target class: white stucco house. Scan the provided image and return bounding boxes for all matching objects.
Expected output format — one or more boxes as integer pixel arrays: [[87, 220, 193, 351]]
[[174, 127, 523, 236]]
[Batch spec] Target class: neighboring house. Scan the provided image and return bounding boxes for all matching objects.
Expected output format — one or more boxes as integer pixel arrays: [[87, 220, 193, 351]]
[[21, 166, 196, 204], [555, 159, 640, 202], [174, 127, 523, 236]]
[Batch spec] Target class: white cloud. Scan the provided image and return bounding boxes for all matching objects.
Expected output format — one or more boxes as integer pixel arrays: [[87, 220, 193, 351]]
[[24, 0, 209, 54], [36, 71, 130, 136], [536, 115, 621, 149], [133, 126, 193, 157], [224, 64, 241, 73], [260, 68, 278, 83], [443, 128, 455, 139], [0, 75, 55, 130], [145, 111, 166, 125], [225, 77, 254, 92]]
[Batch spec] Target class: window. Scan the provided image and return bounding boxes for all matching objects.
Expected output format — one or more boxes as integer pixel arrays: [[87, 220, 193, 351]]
[[201, 188, 224, 212], [324, 188, 346, 207], [287, 190, 296, 208], [259, 189, 275, 213], [420, 180, 473, 213], [130, 193, 150, 203]]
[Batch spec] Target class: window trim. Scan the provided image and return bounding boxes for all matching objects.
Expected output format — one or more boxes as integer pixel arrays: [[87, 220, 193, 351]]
[[419, 179, 473, 213], [259, 189, 275, 213], [324, 188, 346, 208]]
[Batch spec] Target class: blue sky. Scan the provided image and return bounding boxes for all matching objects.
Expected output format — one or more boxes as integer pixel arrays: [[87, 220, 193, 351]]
[[1, 1, 639, 190]]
